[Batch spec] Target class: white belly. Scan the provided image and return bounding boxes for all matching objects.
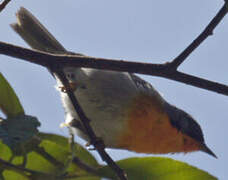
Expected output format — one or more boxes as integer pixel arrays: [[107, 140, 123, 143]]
[[56, 67, 139, 146]]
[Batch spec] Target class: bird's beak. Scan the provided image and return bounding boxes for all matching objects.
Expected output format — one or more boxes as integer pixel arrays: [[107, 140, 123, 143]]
[[200, 143, 217, 158]]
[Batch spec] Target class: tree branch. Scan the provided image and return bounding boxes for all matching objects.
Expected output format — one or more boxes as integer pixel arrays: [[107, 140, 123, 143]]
[[0, 0, 11, 12], [0, 41, 228, 96], [170, 3, 228, 69], [0, 158, 53, 177]]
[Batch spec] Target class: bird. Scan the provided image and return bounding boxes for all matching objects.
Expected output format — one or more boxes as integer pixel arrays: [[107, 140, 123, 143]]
[[11, 7, 216, 158]]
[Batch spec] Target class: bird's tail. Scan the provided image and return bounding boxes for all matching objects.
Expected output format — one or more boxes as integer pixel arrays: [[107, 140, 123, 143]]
[[11, 7, 67, 54]]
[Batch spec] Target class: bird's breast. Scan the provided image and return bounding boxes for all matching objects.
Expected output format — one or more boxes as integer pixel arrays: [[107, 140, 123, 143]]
[[116, 94, 193, 154]]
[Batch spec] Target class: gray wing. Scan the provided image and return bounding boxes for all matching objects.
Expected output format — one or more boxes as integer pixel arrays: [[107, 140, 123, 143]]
[[129, 73, 165, 102]]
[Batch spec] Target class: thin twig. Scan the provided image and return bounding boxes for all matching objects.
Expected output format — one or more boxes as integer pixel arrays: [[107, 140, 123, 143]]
[[68, 133, 99, 176], [0, 41, 228, 96], [0, 158, 52, 177], [52, 69, 127, 180], [34, 147, 64, 169], [170, 3, 228, 69], [0, 0, 11, 12], [72, 157, 100, 176]]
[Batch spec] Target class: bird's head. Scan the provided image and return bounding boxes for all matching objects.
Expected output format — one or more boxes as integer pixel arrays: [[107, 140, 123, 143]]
[[164, 103, 217, 158]]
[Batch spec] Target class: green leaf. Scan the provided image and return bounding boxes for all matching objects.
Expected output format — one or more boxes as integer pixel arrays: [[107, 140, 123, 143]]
[[2, 170, 29, 180], [38, 133, 99, 167], [98, 157, 217, 180], [23, 133, 99, 176], [0, 132, 100, 179], [0, 141, 13, 161], [0, 73, 24, 117], [0, 141, 30, 180]]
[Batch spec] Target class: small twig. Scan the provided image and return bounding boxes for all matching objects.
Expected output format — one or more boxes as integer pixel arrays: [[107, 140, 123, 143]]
[[1, 41, 228, 96], [0, 0, 11, 12], [0, 158, 29, 178], [0, 157, 52, 177], [52, 69, 127, 180], [62, 132, 76, 175], [72, 157, 100, 176], [68, 132, 101, 177], [21, 154, 27, 168], [34, 147, 64, 169], [170, 3, 228, 69]]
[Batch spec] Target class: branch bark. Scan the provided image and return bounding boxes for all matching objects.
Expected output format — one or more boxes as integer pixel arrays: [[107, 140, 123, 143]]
[[170, 3, 227, 69], [0, 158, 53, 177], [0, 41, 228, 96], [0, 0, 11, 12]]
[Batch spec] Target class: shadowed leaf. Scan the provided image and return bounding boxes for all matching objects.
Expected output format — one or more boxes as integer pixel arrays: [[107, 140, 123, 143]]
[[0, 72, 24, 117], [38, 133, 98, 167], [0, 133, 100, 179], [98, 157, 217, 180]]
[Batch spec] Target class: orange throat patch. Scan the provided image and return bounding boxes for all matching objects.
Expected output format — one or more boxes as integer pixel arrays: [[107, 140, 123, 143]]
[[117, 94, 200, 154]]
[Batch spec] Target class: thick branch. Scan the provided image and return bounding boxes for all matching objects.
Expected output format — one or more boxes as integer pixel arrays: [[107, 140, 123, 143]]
[[160, 71, 228, 95], [0, 41, 228, 96], [170, 3, 228, 69]]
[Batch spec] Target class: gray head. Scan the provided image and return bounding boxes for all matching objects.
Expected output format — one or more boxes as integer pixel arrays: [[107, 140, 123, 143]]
[[164, 103, 217, 158]]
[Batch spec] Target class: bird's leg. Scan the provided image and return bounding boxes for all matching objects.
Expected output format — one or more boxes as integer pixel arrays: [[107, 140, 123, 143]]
[[59, 82, 78, 93], [85, 137, 104, 151], [66, 129, 75, 167], [57, 130, 75, 178], [69, 129, 75, 158]]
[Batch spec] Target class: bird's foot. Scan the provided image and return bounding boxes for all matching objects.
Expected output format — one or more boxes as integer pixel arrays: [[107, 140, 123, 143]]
[[86, 137, 105, 151], [59, 82, 77, 93]]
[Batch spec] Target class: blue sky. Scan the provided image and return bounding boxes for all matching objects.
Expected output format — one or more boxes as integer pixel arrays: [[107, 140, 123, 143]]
[[0, 0, 227, 179]]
